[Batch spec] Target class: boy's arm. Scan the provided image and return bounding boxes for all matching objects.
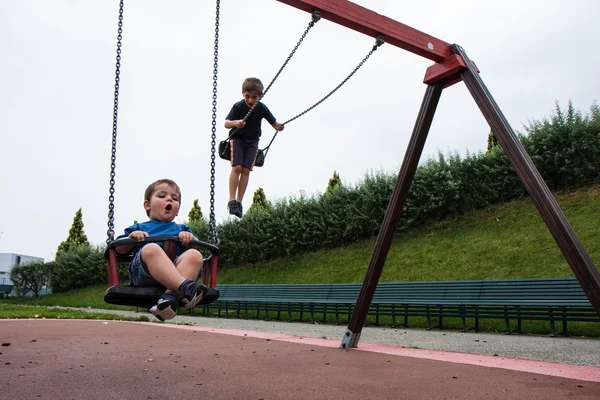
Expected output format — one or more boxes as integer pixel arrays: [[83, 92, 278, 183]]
[[115, 228, 148, 254], [178, 225, 198, 247], [271, 121, 284, 131], [225, 119, 246, 129]]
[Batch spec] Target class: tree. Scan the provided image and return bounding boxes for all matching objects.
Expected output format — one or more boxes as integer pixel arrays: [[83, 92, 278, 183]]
[[487, 131, 499, 152], [326, 171, 342, 193], [251, 187, 269, 209], [10, 261, 52, 297], [50, 245, 106, 293], [188, 199, 204, 222], [57, 208, 89, 256]]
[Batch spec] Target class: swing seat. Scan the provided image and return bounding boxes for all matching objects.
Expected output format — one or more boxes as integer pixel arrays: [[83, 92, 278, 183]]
[[103, 285, 221, 309], [104, 236, 220, 309]]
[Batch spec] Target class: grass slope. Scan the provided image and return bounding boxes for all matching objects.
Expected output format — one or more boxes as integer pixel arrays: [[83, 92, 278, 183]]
[[216, 185, 600, 284]]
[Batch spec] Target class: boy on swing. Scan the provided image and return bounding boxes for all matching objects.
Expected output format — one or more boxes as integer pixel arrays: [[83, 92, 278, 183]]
[[115, 179, 207, 321], [224, 77, 284, 218]]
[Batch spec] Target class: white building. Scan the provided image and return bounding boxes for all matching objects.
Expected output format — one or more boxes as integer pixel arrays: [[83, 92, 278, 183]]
[[0, 253, 45, 294]]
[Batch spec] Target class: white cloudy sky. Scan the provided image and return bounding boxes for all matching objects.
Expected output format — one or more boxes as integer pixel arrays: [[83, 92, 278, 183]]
[[1, 0, 598, 261]]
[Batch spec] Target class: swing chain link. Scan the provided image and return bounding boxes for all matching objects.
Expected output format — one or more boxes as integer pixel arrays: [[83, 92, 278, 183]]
[[106, 0, 124, 245], [258, 10, 321, 105], [208, 0, 220, 245], [282, 35, 385, 126], [261, 35, 384, 155], [228, 10, 322, 140]]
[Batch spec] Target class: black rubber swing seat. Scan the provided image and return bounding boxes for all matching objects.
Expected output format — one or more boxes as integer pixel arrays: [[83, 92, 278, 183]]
[[104, 285, 220, 309], [103, 236, 220, 309]]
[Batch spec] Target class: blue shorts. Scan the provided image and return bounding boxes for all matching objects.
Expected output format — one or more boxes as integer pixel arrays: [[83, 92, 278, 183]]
[[128, 250, 180, 287], [231, 138, 259, 170]]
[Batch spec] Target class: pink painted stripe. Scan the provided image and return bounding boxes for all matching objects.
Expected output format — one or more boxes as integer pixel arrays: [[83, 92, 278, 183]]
[[142, 322, 600, 383]]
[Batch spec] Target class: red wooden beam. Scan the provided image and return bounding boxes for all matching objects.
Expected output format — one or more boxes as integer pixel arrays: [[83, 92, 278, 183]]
[[276, 0, 451, 62]]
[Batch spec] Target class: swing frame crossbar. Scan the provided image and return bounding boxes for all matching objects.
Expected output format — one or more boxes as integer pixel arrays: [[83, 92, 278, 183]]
[[276, 0, 600, 349]]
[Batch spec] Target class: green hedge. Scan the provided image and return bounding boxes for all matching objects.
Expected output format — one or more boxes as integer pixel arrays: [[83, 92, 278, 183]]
[[198, 102, 599, 267]]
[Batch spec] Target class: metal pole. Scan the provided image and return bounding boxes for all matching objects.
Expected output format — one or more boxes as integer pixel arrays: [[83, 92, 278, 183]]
[[454, 44, 600, 317], [342, 82, 444, 348]]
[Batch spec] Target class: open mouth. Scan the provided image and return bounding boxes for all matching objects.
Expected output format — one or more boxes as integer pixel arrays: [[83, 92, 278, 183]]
[[165, 204, 172, 211]]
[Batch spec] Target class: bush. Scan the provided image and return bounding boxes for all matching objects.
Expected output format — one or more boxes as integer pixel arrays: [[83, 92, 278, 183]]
[[50, 245, 106, 293], [521, 101, 600, 190]]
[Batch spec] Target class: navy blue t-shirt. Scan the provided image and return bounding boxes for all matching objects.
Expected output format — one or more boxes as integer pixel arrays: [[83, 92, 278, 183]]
[[226, 100, 276, 141]]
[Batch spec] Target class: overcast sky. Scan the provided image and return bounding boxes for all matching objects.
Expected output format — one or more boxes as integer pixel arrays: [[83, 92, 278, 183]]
[[1, 0, 598, 262]]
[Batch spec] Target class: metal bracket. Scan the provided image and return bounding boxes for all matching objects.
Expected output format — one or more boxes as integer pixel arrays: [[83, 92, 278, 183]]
[[311, 9, 322, 23], [340, 329, 361, 349]]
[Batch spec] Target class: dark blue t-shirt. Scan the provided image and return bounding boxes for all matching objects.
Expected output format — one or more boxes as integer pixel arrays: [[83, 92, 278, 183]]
[[226, 100, 276, 141]]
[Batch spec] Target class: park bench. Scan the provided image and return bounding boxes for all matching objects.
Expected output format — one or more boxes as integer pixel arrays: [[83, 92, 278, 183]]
[[197, 277, 599, 335], [207, 284, 335, 322]]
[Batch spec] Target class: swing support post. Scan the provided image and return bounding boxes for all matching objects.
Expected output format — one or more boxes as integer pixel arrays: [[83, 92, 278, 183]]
[[276, 0, 600, 349]]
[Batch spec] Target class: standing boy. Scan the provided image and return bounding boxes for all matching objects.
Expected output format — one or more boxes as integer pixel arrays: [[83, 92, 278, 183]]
[[224, 77, 284, 218], [115, 179, 207, 321]]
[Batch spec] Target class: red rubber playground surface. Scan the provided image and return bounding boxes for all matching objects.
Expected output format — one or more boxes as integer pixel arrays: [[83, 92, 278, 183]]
[[1, 319, 599, 399]]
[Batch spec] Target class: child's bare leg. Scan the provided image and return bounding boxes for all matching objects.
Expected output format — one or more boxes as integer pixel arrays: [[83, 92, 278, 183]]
[[236, 167, 251, 203], [144, 246, 206, 321], [174, 249, 203, 281], [229, 165, 242, 200], [141, 243, 186, 292]]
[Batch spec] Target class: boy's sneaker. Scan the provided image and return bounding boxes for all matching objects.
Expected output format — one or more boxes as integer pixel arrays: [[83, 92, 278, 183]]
[[235, 201, 243, 218], [149, 292, 178, 321], [227, 200, 239, 216], [177, 279, 208, 309]]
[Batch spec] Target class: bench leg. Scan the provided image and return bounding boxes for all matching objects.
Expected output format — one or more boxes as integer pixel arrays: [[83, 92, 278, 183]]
[[426, 306, 436, 330], [549, 319, 558, 336], [335, 304, 340, 325], [548, 306, 565, 336], [503, 306, 512, 334]]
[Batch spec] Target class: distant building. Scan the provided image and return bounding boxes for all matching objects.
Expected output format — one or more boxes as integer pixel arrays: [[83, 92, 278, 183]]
[[0, 253, 45, 296]]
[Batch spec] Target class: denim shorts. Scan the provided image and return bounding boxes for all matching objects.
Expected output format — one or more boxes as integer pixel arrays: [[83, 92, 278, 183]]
[[128, 250, 181, 287]]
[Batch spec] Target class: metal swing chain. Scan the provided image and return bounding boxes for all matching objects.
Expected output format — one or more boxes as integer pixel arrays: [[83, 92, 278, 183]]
[[208, 0, 221, 245], [260, 35, 385, 156], [106, 0, 124, 245], [258, 10, 321, 107], [227, 10, 322, 140]]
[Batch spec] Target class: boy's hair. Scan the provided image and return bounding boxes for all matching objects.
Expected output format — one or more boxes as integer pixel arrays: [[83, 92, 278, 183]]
[[242, 77, 264, 95], [144, 179, 182, 216]]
